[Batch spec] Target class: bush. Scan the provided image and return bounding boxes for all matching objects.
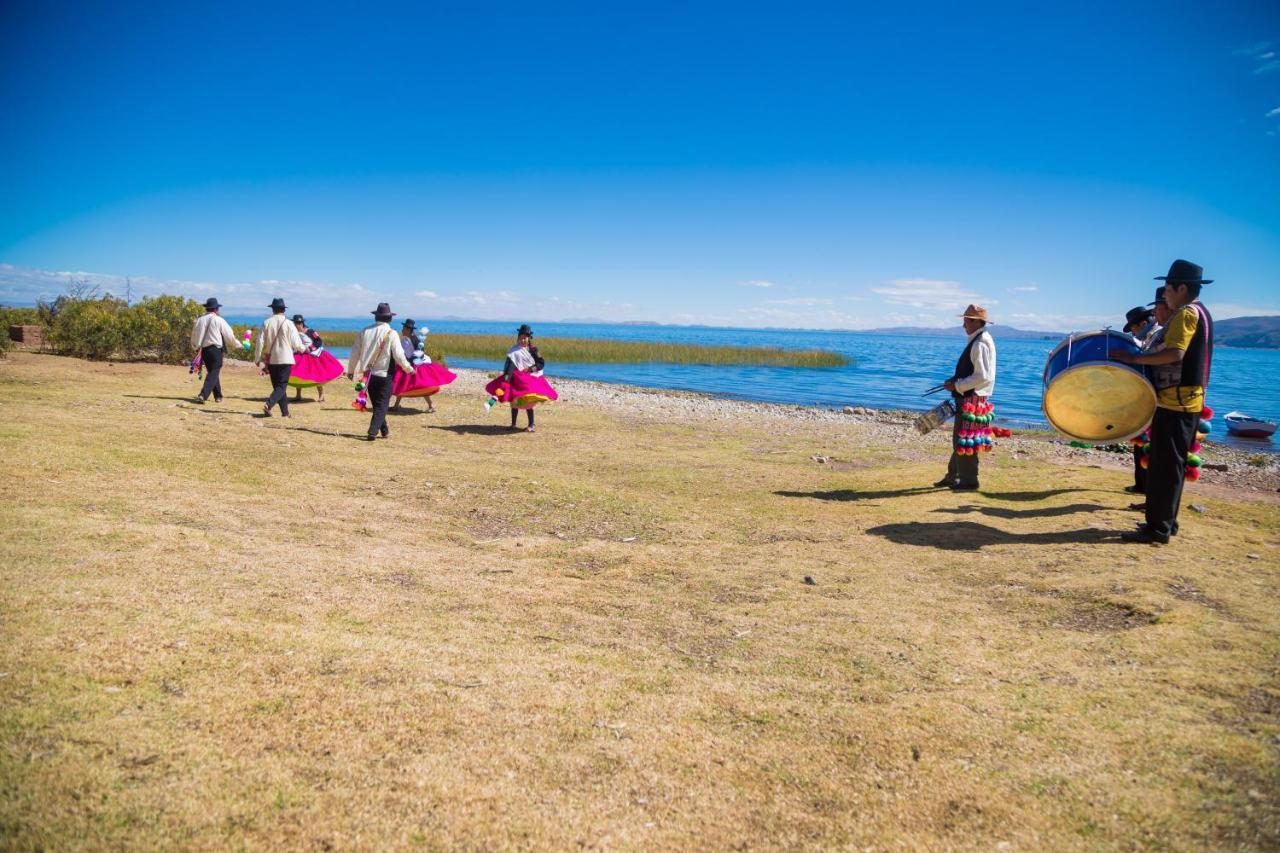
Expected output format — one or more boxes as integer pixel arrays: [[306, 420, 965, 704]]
[[46, 296, 129, 360], [40, 291, 210, 364], [127, 295, 204, 363]]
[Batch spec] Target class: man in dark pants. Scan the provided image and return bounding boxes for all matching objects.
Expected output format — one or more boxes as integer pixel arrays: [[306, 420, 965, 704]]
[[347, 303, 414, 441], [189, 297, 238, 403], [1122, 304, 1157, 495], [253, 297, 307, 417], [935, 305, 996, 491], [1111, 260, 1214, 544]]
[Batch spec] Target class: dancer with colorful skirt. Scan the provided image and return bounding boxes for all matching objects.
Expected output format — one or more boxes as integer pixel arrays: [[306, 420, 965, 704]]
[[935, 305, 997, 491], [289, 314, 343, 403], [484, 324, 558, 432], [392, 319, 456, 413]]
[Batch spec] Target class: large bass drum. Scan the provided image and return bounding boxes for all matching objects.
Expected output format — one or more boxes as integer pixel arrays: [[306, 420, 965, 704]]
[[1042, 329, 1155, 442]]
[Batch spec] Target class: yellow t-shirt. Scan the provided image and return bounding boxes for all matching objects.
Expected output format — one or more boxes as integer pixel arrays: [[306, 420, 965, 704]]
[[1156, 306, 1204, 413]]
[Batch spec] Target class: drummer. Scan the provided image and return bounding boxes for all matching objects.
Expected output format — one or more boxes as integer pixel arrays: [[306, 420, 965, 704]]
[[1111, 260, 1214, 544], [1123, 306, 1155, 345], [1122, 303, 1158, 495], [1126, 288, 1173, 501], [936, 304, 996, 491]]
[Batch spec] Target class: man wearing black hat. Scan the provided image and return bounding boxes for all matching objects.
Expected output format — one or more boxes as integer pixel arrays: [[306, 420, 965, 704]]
[[189, 298, 239, 403], [1121, 303, 1157, 494], [347, 303, 414, 440], [1123, 306, 1154, 346], [1111, 260, 1214, 544], [253, 297, 307, 417]]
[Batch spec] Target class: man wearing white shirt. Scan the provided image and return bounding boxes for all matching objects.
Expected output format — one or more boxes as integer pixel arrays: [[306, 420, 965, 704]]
[[938, 304, 997, 491], [346, 302, 414, 441], [189, 297, 239, 404], [253, 297, 307, 417]]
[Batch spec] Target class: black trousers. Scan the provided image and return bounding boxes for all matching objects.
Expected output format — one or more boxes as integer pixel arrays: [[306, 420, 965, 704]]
[[266, 363, 292, 415], [199, 345, 224, 401], [366, 373, 393, 437], [944, 397, 979, 486], [1131, 445, 1146, 493], [1145, 407, 1198, 539]]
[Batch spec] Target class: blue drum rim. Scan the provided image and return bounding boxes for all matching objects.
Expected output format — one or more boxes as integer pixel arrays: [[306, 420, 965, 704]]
[[1042, 328, 1141, 384], [1042, 362, 1156, 442]]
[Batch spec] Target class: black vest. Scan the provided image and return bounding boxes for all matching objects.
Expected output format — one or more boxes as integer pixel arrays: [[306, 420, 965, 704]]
[[952, 332, 985, 399], [1181, 303, 1213, 389]]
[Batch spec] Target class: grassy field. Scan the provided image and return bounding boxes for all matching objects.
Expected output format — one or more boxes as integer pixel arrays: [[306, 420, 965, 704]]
[[315, 330, 848, 368], [1, 353, 1277, 849]]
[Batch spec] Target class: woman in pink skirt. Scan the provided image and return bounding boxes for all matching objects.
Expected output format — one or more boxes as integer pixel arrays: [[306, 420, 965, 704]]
[[484, 324, 558, 432], [288, 314, 344, 402], [391, 319, 457, 413]]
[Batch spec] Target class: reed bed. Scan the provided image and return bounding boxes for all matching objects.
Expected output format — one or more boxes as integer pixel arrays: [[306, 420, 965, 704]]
[[317, 330, 848, 367]]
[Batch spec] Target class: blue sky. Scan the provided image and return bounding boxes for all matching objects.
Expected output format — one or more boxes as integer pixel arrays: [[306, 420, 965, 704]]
[[1, 1, 1277, 329]]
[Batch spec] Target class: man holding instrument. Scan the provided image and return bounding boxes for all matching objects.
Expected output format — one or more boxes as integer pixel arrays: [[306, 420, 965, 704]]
[[935, 304, 997, 491], [1122, 303, 1159, 494], [1111, 260, 1214, 544]]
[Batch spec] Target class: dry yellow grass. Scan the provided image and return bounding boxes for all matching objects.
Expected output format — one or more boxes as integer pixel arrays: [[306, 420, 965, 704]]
[[1, 352, 1277, 850]]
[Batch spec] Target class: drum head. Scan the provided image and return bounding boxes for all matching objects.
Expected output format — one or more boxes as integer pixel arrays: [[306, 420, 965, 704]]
[[1043, 364, 1155, 442]]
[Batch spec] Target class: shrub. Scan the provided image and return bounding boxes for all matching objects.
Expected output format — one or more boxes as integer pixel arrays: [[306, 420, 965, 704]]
[[46, 296, 129, 360], [128, 295, 204, 363]]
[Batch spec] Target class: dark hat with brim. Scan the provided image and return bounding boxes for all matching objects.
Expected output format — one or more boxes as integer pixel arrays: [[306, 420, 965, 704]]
[[269, 297, 287, 312], [516, 323, 534, 337], [401, 318, 416, 331], [204, 297, 221, 311], [1125, 306, 1152, 328], [291, 314, 305, 325], [1155, 259, 1213, 285], [372, 302, 395, 320], [1147, 286, 1167, 307]]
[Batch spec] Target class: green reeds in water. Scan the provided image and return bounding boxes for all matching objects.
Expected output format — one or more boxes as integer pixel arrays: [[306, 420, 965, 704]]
[[316, 331, 848, 367]]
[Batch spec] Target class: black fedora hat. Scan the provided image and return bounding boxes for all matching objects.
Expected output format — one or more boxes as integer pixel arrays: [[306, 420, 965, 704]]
[[516, 323, 533, 337], [1147, 286, 1167, 307], [401, 318, 416, 331], [372, 302, 395, 320], [1154, 259, 1213, 285], [269, 297, 287, 312], [203, 297, 221, 311], [291, 313, 305, 325], [1125, 306, 1151, 328]]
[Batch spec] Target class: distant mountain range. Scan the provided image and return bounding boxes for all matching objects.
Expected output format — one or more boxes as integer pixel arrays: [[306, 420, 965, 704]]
[[865, 325, 1064, 340], [1214, 316, 1280, 349]]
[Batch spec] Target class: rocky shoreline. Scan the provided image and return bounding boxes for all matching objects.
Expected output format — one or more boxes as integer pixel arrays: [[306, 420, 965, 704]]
[[448, 366, 1280, 494]]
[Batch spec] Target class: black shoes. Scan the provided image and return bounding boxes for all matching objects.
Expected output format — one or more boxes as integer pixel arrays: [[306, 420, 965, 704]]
[[193, 397, 206, 404], [1128, 502, 1146, 511], [1121, 528, 1169, 545], [933, 478, 954, 488], [1124, 485, 1144, 494]]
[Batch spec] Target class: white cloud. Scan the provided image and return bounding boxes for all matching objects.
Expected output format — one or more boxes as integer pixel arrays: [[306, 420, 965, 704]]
[[1212, 303, 1280, 320], [870, 278, 992, 310], [1267, 107, 1280, 118], [415, 289, 439, 299], [762, 297, 833, 306], [1010, 283, 1039, 293], [736, 279, 776, 288]]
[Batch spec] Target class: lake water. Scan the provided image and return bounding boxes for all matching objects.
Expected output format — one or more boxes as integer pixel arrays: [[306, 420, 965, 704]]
[[232, 316, 1279, 454]]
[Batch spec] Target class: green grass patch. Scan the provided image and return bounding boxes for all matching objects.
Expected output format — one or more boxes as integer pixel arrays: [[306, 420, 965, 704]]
[[316, 330, 848, 367]]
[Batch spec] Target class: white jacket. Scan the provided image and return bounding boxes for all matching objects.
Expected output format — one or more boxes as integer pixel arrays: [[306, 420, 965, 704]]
[[253, 313, 307, 365]]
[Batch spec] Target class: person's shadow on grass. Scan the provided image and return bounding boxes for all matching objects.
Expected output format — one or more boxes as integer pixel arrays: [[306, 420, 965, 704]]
[[865, 520, 1116, 551], [275, 425, 374, 441], [932, 503, 1108, 520], [774, 487, 942, 502], [428, 424, 527, 437]]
